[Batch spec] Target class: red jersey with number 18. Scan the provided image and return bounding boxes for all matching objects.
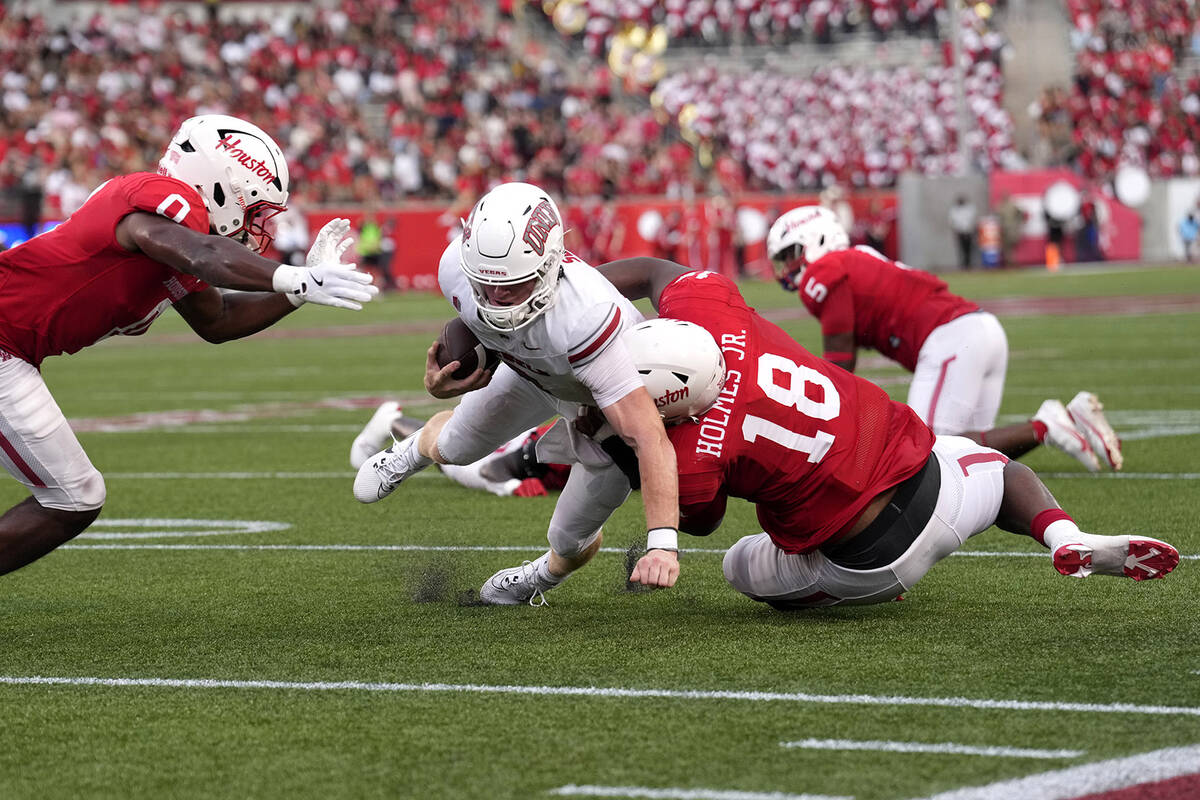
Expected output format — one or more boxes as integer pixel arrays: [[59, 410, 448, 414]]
[[0, 173, 211, 366], [658, 271, 934, 553], [798, 246, 979, 371]]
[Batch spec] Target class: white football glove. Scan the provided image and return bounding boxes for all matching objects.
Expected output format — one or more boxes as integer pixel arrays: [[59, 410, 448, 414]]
[[272, 218, 379, 310]]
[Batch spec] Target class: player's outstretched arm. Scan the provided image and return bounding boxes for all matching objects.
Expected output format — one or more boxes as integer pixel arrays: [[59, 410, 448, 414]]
[[600, 387, 681, 588], [597, 258, 693, 309], [173, 287, 296, 344], [117, 214, 378, 310]]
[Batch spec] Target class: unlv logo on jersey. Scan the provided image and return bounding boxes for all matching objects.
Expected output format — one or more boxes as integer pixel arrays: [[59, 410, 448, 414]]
[[522, 199, 559, 257]]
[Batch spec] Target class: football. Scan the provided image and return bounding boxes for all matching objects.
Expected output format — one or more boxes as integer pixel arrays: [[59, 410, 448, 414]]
[[435, 317, 500, 380]]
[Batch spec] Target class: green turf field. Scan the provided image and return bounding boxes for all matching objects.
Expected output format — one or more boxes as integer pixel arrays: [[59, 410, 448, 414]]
[[1, 264, 1197, 800]]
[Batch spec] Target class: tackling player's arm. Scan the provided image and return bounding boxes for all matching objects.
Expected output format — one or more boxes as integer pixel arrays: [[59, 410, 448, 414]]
[[680, 493, 727, 537], [116, 213, 376, 311], [172, 288, 296, 344], [117, 212, 293, 291], [600, 387, 681, 588], [596, 257, 693, 309]]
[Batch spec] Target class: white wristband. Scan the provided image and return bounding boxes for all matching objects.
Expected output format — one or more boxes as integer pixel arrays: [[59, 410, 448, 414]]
[[271, 264, 306, 306], [646, 527, 678, 552]]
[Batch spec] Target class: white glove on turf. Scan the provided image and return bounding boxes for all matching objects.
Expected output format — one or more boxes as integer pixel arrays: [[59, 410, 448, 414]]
[[272, 218, 379, 310]]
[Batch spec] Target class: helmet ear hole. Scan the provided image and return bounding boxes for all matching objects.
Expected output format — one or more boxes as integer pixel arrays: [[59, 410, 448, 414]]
[[211, 183, 226, 207]]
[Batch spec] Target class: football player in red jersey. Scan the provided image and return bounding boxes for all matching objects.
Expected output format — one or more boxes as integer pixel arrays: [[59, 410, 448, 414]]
[[766, 206, 1124, 474], [599, 259, 1177, 608], [0, 114, 378, 576]]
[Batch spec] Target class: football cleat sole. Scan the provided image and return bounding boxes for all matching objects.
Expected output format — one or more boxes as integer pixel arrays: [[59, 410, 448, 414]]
[[1053, 537, 1179, 581]]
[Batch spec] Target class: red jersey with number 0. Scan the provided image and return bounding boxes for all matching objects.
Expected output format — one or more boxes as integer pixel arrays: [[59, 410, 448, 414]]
[[798, 246, 979, 371], [0, 173, 211, 366], [659, 271, 934, 553]]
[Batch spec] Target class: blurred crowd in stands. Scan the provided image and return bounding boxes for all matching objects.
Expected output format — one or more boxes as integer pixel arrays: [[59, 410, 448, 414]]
[[1029, 0, 1200, 181], [0, 0, 1198, 267], [0, 0, 1019, 227]]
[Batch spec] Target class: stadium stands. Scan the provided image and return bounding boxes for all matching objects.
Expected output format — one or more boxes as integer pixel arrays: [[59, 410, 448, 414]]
[[1031, 0, 1200, 180]]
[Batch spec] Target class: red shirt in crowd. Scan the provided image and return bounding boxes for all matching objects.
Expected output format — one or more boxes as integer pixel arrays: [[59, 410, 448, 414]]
[[657, 271, 934, 553], [0, 173, 210, 366], [797, 246, 979, 371]]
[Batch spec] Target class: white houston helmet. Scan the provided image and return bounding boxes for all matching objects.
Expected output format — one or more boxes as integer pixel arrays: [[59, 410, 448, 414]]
[[624, 318, 726, 424], [765, 205, 849, 291], [158, 114, 289, 253], [459, 182, 566, 332]]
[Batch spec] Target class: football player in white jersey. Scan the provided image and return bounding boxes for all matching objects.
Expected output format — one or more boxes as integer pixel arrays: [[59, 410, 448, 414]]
[[353, 182, 680, 605]]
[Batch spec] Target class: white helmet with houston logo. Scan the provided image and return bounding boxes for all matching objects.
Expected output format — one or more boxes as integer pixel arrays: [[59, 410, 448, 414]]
[[765, 205, 849, 291], [459, 182, 566, 332], [624, 318, 726, 424], [158, 114, 290, 253]]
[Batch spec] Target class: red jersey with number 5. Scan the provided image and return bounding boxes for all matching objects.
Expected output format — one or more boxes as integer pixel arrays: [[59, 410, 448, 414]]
[[0, 173, 211, 366], [658, 271, 934, 553], [798, 246, 979, 371]]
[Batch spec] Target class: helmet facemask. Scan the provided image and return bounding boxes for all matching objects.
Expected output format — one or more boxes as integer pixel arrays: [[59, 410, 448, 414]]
[[770, 242, 806, 292]]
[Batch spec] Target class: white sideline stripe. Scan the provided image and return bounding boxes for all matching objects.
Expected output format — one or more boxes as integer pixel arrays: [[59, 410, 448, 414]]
[[98, 471, 1200, 481], [1, 676, 1198, 717], [57, 543, 1200, 561], [780, 739, 1083, 759], [1039, 471, 1200, 480], [907, 744, 1200, 800], [549, 785, 849, 800]]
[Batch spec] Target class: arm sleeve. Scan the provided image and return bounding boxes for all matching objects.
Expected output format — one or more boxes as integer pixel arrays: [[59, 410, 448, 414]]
[[569, 303, 644, 409]]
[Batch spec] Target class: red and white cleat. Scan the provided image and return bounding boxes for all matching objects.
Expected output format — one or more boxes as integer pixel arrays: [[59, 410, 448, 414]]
[[1066, 391, 1124, 471], [1053, 536, 1179, 581], [1035, 398, 1100, 472]]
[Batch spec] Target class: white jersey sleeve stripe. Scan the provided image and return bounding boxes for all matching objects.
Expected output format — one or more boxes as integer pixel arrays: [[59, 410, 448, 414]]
[[567, 305, 621, 367]]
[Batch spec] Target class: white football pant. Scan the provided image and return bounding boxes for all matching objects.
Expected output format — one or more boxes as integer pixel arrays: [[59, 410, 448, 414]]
[[436, 365, 628, 558], [0, 355, 106, 511], [906, 311, 1008, 434], [722, 436, 1009, 607]]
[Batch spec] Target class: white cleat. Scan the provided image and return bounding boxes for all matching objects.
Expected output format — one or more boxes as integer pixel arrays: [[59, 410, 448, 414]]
[[479, 561, 551, 607], [350, 401, 403, 470], [1053, 535, 1179, 581], [1066, 391, 1123, 471], [352, 430, 427, 504], [1035, 399, 1100, 472]]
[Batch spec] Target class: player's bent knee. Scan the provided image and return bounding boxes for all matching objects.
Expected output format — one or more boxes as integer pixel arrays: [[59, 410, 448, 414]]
[[37, 469, 106, 512], [548, 526, 601, 560], [722, 533, 766, 596]]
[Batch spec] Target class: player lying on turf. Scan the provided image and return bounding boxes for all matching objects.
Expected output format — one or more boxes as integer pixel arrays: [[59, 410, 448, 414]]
[[0, 114, 378, 576], [350, 402, 570, 497], [352, 181, 680, 606], [599, 260, 1177, 609], [767, 206, 1123, 473]]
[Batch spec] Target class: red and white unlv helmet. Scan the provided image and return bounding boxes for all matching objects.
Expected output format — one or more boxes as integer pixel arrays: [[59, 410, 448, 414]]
[[765, 205, 849, 291], [624, 318, 726, 424], [459, 182, 566, 332], [158, 114, 290, 253]]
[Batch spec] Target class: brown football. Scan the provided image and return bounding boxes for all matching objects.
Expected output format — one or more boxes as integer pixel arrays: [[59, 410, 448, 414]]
[[435, 317, 500, 380]]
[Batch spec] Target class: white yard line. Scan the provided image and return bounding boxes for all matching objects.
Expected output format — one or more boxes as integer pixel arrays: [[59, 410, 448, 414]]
[[0, 675, 1197, 717], [780, 739, 1083, 759], [906, 744, 1200, 800], [549, 786, 850, 800], [57, 543, 1200, 561], [97, 470, 1200, 480]]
